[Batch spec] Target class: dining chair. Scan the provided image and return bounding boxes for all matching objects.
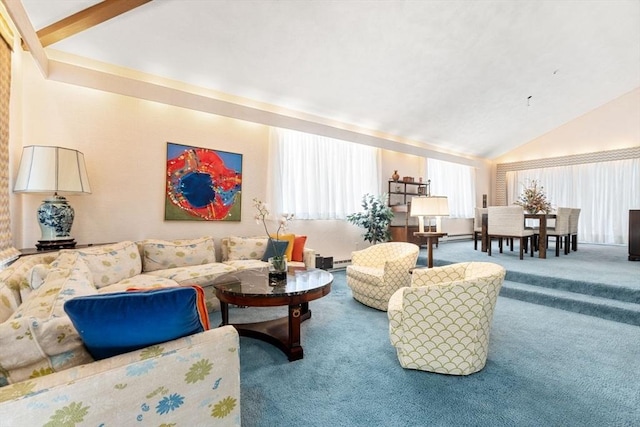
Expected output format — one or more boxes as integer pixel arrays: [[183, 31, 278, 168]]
[[487, 206, 534, 260], [473, 207, 487, 250], [539, 207, 571, 256], [569, 208, 581, 251]]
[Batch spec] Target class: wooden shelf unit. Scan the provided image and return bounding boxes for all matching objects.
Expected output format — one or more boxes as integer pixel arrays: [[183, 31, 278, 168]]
[[388, 180, 428, 244]]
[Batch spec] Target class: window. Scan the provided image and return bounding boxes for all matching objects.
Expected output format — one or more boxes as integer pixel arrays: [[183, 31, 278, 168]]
[[427, 158, 476, 218], [506, 158, 640, 244], [269, 128, 380, 219]]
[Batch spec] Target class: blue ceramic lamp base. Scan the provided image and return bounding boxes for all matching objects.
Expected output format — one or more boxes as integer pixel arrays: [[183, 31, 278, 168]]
[[35, 195, 77, 251]]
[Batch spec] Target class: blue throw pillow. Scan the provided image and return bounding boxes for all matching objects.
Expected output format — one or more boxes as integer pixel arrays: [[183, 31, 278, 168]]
[[64, 286, 209, 360], [261, 239, 289, 261]]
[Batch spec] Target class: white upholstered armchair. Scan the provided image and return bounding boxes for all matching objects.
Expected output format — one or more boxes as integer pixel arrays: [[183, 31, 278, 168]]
[[388, 262, 506, 375], [346, 242, 420, 311]]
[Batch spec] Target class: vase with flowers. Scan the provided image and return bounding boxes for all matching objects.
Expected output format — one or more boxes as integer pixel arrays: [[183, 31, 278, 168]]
[[253, 198, 294, 285], [514, 179, 552, 214]]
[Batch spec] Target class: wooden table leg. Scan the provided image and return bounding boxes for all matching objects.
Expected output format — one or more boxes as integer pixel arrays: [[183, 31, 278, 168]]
[[219, 301, 229, 326], [481, 214, 488, 252], [538, 216, 547, 259], [427, 237, 435, 268], [288, 304, 304, 361]]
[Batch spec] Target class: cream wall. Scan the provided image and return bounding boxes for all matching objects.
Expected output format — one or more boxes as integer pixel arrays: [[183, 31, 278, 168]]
[[10, 51, 491, 262], [494, 87, 640, 164], [10, 52, 321, 252]]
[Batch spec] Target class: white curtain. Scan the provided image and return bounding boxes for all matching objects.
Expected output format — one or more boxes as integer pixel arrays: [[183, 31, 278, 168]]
[[427, 158, 476, 218], [269, 128, 380, 219], [506, 158, 640, 244]]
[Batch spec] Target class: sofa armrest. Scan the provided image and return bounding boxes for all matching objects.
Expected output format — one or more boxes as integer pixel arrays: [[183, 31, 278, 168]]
[[302, 247, 316, 269], [0, 326, 241, 426]]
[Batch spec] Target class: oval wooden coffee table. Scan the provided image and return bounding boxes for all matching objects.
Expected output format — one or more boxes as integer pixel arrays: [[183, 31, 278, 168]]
[[213, 268, 333, 361]]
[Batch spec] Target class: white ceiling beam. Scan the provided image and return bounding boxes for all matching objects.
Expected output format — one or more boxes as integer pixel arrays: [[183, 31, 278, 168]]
[[1, 0, 48, 76]]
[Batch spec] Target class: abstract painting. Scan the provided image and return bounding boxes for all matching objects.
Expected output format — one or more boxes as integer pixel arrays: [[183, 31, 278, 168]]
[[165, 142, 242, 221]]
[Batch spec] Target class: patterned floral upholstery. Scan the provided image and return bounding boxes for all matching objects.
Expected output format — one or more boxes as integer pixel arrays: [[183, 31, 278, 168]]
[[388, 262, 506, 375], [219, 236, 316, 269], [138, 236, 216, 272], [346, 242, 420, 311], [0, 326, 241, 426]]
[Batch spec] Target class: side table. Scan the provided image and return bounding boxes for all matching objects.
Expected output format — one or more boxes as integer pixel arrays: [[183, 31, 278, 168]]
[[413, 232, 447, 268]]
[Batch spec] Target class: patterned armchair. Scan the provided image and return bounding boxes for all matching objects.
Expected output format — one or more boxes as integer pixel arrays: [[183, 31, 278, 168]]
[[388, 262, 506, 375], [346, 242, 420, 311]]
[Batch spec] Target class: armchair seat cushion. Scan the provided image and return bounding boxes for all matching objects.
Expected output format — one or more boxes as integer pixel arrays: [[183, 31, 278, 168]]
[[346, 242, 420, 311], [345, 266, 385, 286]]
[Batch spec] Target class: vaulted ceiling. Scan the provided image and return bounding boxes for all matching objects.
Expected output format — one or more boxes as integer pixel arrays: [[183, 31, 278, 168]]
[[14, 0, 640, 159]]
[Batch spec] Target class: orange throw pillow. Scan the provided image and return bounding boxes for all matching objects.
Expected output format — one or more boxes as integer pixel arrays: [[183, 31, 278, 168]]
[[291, 235, 307, 262]]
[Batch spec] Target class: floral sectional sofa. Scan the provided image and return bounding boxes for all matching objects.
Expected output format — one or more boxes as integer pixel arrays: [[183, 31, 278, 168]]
[[0, 235, 315, 425]]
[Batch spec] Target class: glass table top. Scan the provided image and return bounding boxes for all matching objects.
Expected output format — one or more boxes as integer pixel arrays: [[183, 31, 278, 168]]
[[213, 267, 333, 297]]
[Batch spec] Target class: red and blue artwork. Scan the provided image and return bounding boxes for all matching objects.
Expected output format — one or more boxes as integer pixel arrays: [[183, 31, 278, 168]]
[[165, 143, 242, 221]]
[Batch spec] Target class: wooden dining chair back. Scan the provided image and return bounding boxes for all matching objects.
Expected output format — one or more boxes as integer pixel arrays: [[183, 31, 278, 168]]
[[542, 207, 571, 256], [473, 207, 487, 250], [487, 206, 534, 260], [569, 208, 581, 251]]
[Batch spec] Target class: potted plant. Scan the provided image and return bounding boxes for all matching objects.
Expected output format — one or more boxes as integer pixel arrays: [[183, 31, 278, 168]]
[[514, 179, 552, 214], [347, 193, 394, 244], [253, 198, 293, 284]]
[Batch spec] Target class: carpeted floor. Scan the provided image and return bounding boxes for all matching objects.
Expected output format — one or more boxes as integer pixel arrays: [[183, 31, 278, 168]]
[[426, 239, 638, 289], [425, 240, 640, 326], [209, 246, 640, 426]]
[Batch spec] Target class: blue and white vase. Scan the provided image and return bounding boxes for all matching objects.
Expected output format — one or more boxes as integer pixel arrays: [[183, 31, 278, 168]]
[[37, 195, 74, 241]]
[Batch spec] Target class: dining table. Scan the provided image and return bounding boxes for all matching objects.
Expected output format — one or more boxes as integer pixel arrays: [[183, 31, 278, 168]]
[[481, 212, 557, 259]]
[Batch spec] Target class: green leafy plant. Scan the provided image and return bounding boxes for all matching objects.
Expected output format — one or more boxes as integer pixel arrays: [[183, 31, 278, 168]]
[[347, 193, 394, 244]]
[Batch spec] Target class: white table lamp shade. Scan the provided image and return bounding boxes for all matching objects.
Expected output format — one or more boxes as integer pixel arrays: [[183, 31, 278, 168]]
[[14, 146, 91, 194], [410, 196, 449, 233], [410, 196, 449, 217]]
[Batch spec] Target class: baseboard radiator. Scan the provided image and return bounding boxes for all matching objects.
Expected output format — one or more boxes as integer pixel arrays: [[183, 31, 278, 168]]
[[331, 259, 351, 269]]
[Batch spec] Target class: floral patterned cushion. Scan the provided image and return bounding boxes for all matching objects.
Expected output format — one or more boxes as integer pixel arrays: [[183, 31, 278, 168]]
[[140, 237, 216, 272], [0, 327, 241, 426], [146, 263, 236, 286], [225, 237, 268, 261], [0, 284, 18, 326], [62, 241, 142, 289], [222, 259, 270, 271], [97, 274, 180, 293], [0, 253, 59, 322], [0, 253, 97, 386]]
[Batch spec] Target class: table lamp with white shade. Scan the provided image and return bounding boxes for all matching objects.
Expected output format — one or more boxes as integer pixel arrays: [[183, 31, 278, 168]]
[[410, 195, 450, 233], [13, 145, 91, 250]]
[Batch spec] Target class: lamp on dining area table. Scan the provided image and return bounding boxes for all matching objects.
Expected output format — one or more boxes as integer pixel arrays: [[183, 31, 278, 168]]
[[13, 145, 91, 250]]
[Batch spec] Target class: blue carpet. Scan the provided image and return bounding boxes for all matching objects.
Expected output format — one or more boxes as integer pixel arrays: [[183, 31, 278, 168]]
[[210, 268, 640, 427], [423, 240, 640, 325]]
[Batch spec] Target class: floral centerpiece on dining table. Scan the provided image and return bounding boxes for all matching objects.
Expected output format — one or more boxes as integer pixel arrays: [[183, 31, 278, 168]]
[[514, 179, 552, 214], [253, 198, 294, 282]]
